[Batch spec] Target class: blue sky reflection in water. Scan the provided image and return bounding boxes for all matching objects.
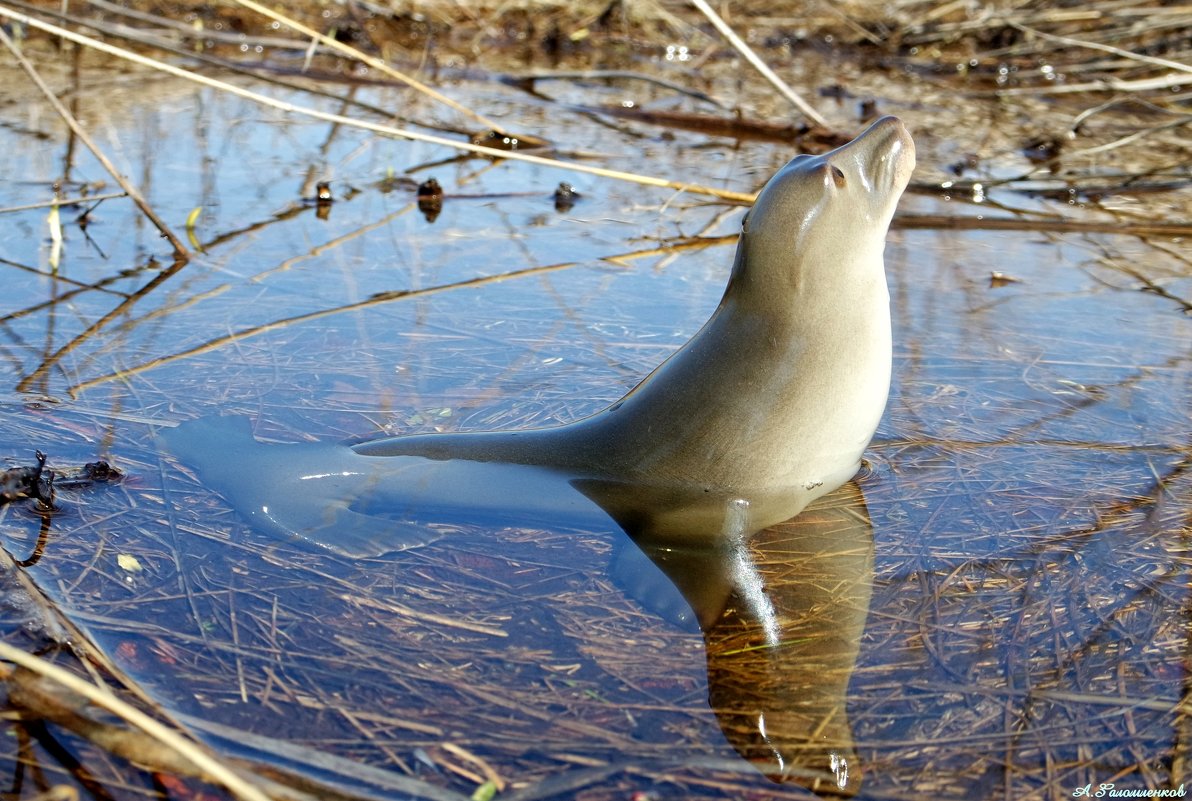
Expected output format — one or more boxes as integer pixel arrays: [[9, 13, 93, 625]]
[[0, 52, 1189, 801]]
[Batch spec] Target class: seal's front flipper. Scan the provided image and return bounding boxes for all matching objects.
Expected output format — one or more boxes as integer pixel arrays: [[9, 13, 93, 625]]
[[608, 540, 701, 632]]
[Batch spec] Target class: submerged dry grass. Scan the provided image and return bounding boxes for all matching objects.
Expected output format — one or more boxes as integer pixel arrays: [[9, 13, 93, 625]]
[[0, 0, 1189, 799]]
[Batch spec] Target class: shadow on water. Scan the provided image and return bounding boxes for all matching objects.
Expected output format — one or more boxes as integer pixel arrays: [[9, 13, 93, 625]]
[[0, 10, 1190, 800]]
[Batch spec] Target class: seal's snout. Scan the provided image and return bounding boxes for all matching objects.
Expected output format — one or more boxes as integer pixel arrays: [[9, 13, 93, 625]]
[[841, 116, 915, 192], [874, 116, 916, 181]]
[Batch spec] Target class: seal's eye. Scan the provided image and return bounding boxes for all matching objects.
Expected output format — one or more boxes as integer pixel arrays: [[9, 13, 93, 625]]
[[830, 165, 846, 188]]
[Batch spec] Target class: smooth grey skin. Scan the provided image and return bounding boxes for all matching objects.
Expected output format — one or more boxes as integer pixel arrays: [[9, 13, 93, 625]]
[[161, 116, 915, 558]]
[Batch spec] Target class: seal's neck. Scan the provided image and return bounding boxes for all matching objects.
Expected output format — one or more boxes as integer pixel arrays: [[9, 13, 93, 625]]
[[721, 234, 887, 328]]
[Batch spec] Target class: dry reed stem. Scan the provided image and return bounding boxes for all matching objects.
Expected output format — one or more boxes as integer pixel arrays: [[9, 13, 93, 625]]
[[892, 212, 1192, 238], [176, 714, 472, 800], [229, 0, 510, 135], [687, 0, 827, 127], [8, 666, 229, 778], [15, 257, 188, 394], [997, 71, 1188, 95], [0, 7, 756, 204], [85, 0, 307, 49], [1, 258, 130, 296], [341, 593, 510, 637], [67, 255, 586, 396], [1004, 19, 1192, 76], [24, 789, 77, 801], [6, 0, 437, 131], [0, 641, 272, 801], [0, 25, 189, 262], [1061, 114, 1192, 159], [0, 191, 128, 214]]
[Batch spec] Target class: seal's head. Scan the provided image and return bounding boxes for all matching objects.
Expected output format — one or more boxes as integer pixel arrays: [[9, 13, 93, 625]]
[[735, 116, 915, 297]]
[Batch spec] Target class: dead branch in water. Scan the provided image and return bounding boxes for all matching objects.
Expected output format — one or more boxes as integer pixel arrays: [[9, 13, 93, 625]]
[[0, 25, 189, 262], [893, 213, 1192, 239]]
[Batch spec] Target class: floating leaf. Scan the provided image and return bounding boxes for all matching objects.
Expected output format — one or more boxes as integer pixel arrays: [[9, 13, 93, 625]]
[[185, 207, 205, 252], [117, 554, 143, 573], [470, 781, 497, 801]]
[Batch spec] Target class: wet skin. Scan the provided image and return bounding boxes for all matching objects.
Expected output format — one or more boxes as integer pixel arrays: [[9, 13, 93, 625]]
[[162, 116, 915, 560]]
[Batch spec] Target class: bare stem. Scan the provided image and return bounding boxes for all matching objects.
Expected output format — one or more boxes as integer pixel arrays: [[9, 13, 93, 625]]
[[230, 0, 511, 135], [1005, 19, 1192, 76], [0, 5, 757, 204], [689, 0, 828, 127], [0, 641, 272, 801], [0, 25, 190, 262]]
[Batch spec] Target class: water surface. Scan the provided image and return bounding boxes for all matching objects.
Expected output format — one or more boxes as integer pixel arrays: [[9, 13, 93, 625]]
[[0, 41, 1188, 800]]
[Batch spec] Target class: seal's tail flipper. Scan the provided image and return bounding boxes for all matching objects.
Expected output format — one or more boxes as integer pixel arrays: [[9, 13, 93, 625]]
[[157, 414, 259, 474], [279, 503, 442, 560], [159, 415, 440, 558]]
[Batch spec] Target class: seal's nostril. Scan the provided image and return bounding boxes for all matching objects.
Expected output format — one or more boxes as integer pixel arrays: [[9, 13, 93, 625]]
[[830, 166, 846, 189]]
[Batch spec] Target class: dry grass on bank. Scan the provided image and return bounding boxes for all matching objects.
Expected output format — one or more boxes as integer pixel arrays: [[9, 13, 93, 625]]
[[7, 0, 1192, 88]]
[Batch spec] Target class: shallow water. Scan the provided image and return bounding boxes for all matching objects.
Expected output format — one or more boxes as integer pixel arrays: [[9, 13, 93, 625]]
[[1, 41, 1189, 800]]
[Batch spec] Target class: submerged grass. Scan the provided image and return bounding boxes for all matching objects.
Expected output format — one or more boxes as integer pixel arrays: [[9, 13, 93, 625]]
[[0, 0, 1189, 799]]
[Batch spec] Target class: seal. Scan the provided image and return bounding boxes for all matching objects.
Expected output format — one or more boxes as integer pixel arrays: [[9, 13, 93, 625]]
[[162, 116, 915, 557]]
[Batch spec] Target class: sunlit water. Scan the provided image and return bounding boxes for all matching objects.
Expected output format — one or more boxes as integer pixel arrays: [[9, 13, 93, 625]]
[[0, 46, 1189, 800]]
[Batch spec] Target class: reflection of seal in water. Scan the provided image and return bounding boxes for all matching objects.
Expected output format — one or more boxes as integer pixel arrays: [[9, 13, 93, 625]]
[[610, 479, 874, 795], [162, 116, 915, 557]]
